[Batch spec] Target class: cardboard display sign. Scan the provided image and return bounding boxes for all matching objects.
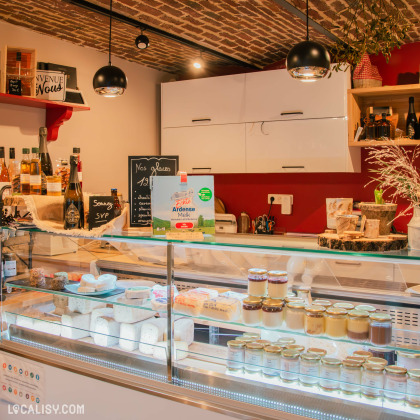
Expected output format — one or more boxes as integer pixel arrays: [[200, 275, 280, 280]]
[[36, 70, 66, 101], [88, 196, 115, 230], [128, 156, 178, 227]]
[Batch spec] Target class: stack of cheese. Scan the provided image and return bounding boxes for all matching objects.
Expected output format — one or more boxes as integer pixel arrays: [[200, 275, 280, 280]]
[[16, 309, 62, 336], [78, 274, 117, 293]]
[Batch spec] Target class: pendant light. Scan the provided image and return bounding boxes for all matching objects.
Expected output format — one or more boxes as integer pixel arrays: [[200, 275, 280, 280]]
[[135, 28, 149, 50], [286, 0, 330, 82], [93, 0, 127, 97]]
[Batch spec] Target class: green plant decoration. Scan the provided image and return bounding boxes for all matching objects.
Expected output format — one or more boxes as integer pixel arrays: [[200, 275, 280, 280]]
[[330, 0, 411, 72], [374, 187, 384, 205]]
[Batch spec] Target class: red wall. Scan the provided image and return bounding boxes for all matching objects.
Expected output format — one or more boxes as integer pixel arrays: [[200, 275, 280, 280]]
[[213, 44, 420, 234]]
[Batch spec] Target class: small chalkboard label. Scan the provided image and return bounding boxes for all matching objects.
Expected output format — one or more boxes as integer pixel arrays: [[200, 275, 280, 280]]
[[8, 79, 22, 96], [128, 156, 178, 227], [88, 196, 115, 230]]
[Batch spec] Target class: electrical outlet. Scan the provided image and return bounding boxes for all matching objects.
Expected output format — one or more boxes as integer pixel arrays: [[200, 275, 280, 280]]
[[268, 194, 283, 204], [268, 194, 293, 214]]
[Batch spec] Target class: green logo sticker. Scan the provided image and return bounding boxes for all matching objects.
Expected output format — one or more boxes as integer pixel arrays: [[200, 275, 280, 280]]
[[198, 188, 212, 201]]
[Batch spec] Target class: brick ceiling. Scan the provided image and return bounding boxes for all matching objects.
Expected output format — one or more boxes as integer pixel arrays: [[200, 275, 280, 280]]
[[0, 0, 419, 76]]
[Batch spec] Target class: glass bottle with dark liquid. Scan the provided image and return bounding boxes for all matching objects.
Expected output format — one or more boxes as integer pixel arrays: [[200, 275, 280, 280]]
[[30, 147, 41, 195], [20, 148, 30, 194], [64, 155, 84, 229], [38, 127, 52, 195], [366, 114, 377, 140], [406, 96, 417, 139], [111, 188, 122, 217], [377, 113, 391, 139]]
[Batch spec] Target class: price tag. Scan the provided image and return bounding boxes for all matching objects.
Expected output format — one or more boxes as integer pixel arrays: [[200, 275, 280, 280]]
[[88, 196, 115, 230]]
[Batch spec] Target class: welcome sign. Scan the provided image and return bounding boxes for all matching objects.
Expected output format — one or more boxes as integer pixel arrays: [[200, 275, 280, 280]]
[[36, 70, 66, 101]]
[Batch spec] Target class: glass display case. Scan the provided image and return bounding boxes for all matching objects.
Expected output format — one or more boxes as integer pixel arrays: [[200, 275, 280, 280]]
[[1, 228, 420, 419]]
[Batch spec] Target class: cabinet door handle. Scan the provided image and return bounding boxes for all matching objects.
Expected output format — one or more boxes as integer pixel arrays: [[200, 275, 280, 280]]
[[192, 118, 211, 123], [192, 167, 212, 172], [282, 166, 305, 169], [280, 112, 303, 116], [334, 261, 362, 266]]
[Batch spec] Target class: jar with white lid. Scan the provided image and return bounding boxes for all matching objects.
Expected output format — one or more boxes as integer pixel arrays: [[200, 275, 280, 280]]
[[227, 340, 245, 371], [262, 299, 284, 329], [362, 363, 385, 399], [325, 307, 347, 338], [242, 297, 263, 326], [355, 304, 376, 314], [333, 302, 355, 310], [407, 369, 420, 407], [248, 268, 268, 297], [369, 313, 392, 346], [244, 342, 264, 373], [262, 345, 282, 377], [320, 357, 341, 391], [347, 310, 370, 342], [341, 359, 363, 394], [396, 351, 420, 371], [280, 349, 300, 382], [285, 301, 306, 331], [384, 365, 407, 402], [267, 270, 288, 299], [305, 305, 326, 336], [300, 353, 320, 386], [297, 287, 312, 305]]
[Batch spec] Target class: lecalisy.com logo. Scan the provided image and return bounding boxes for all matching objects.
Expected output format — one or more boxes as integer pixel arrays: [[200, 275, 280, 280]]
[[8, 404, 85, 415]]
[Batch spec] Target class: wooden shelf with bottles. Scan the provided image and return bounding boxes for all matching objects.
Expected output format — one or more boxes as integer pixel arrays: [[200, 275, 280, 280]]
[[0, 92, 90, 141], [348, 83, 420, 147]]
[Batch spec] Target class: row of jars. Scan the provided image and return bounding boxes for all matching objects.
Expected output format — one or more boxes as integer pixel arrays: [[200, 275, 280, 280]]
[[242, 296, 392, 346], [248, 269, 288, 299], [227, 337, 420, 406]]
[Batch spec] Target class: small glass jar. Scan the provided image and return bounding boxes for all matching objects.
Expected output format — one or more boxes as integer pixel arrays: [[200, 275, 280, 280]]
[[313, 299, 332, 308], [396, 351, 420, 371], [297, 286, 312, 305], [347, 310, 370, 342], [244, 342, 264, 374], [355, 304, 376, 314], [248, 268, 268, 297], [262, 299, 284, 329], [384, 365, 407, 402], [242, 332, 260, 340], [369, 313, 392, 346], [227, 340, 245, 371], [235, 336, 254, 344], [362, 363, 385, 399], [341, 359, 363, 395], [325, 307, 347, 338], [407, 369, 420, 408], [346, 356, 366, 364], [353, 350, 373, 361], [255, 339, 271, 348], [242, 297, 263, 326], [320, 357, 342, 391], [300, 353, 320, 387], [284, 297, 305, 304], [304, 305, 326, 336], [333, 302, 355, 310], [285, 344, 305, 354], [262, 345, 282, 377], [267, 270, 288, 299], [285, 301, 306, 331], [280, 349, 300, 382], [275, 337, 295, 347], [367, 357, 388, 367], [307, 347, 327, 357], [46, 174, 62, 196], [3, 252, 17, 278]]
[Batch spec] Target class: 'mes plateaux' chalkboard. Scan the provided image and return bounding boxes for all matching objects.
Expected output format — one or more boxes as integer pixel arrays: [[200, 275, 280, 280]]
[[128, 156, 178, 227]]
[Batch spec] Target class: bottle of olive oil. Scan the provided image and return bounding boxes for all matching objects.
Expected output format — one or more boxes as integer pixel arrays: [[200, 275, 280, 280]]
[[64, 155, 84, 229]]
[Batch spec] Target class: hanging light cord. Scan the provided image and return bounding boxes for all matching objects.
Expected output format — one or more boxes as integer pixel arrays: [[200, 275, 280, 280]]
[[108, 0, 112, 65], [306, 0, 309, 41]]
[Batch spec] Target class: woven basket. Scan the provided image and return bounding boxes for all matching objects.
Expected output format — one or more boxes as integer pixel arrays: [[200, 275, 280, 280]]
[[353, 78, 382, 88]]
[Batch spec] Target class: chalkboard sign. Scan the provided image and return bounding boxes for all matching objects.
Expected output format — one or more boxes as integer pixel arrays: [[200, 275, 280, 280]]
[[128, 156, 178, 227], [8, 79, 22, 96], [88, 196, 115, 230]]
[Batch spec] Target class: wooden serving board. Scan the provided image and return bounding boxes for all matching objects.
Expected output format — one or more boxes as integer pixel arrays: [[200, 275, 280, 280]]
[[318, 233, 408, 252]]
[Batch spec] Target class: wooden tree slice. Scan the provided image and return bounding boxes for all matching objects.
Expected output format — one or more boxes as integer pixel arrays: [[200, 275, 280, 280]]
[[318, 233, 408, 252]]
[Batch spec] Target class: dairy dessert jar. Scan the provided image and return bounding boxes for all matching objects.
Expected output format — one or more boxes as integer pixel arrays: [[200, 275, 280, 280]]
[[320, 357, 342, 391], [242, 297, 263, 326], [341, 359, 363, 394], [267, 270, 288, 299], [280, 349, 300, 382], [227, 340, 245, 371], [407, 369, 420, 407], [262, 345, 282, 377], [262, 299, 284, 329], [362, 363, 385, 399], [300, 353, 320, 387], [304, 305, 326, 336], [325, 307, 347, 338], [347, 310, 369, 342], [369, 313, 392, 346], [248, 268, 268, 297], [384, 365, 407, 402], [245, 342, 264, 373], [286, 301, 306, 331]]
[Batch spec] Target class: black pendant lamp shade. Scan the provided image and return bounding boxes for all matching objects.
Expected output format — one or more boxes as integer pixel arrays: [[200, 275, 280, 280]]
[[135, 33, 149, 49], [93, 0, 127, 97], [286, 0, 330, 81]]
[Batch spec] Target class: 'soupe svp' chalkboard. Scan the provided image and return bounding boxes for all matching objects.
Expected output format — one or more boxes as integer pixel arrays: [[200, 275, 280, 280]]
[[128, 156, 178, 227]]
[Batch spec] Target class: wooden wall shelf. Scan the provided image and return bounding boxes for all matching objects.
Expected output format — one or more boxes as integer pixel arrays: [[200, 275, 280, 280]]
[[348, 84, 420, 148], [0, 92, 90, 141]]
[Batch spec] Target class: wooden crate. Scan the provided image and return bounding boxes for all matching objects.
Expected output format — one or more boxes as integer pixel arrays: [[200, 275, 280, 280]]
[[1, 45, 37, 97]]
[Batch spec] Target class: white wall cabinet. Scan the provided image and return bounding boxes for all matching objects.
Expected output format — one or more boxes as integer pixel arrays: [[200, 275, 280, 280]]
[[161, 74, 246, 128], [245, 118, 359, 173], [161, 124, 246, 173], [244, 69, 349, 122]]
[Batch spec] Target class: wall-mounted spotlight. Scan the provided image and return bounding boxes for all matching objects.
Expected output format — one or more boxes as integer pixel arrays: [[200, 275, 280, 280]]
[[192, 52, 204, 69], [135, 29, 149, 50]]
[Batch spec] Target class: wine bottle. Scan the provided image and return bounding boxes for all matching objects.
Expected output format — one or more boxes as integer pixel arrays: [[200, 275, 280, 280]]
[[39, 127, 52, 195], [366, 114, 376, 140], [64, 155, 84, 230], [377, 113, 391, 139], [8, 148, 20, 195], [111, 188, 122, 217], [72, 147, 82, 188], [0, 147, 10, 198], [20, 148, 30, 194], [406, 96, 417, 139], [30, 147, 41, 195]]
